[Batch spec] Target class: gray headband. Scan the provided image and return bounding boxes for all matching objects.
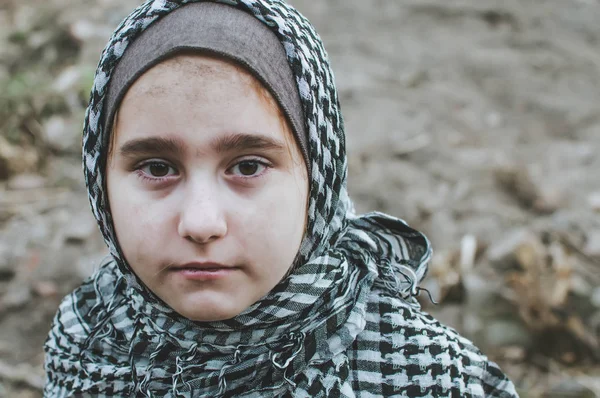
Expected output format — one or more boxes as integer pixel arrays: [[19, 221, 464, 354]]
[[103, 2, 309, 168]]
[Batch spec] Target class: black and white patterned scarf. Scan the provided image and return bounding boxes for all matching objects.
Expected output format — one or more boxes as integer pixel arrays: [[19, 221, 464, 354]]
[[44, 0, 519, 396]]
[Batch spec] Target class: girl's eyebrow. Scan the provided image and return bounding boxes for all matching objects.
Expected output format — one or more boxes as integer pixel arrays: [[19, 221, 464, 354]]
[[117, 133, 286, 157], [211, 133, 286, 154], [119, 136, 185, 157]]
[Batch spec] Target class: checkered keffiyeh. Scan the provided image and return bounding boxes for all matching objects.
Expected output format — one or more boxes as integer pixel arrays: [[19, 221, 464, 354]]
[[44, 0, 519, 396]]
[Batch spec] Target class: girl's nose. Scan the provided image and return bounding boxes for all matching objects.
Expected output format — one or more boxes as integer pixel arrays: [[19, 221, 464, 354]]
[[177, 185, 227, 244]]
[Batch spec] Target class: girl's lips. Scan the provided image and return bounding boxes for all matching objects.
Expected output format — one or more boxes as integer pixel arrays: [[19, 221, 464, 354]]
[[170, 262, 238, 281], [173, 262, 232, 270]]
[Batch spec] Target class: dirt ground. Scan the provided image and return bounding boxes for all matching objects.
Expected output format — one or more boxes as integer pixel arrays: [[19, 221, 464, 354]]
[[1, 0, 599, 396]]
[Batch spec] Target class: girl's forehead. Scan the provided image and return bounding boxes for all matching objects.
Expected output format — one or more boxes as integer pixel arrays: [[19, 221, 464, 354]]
[[127, 54, 255, 97], [113, 54, 297, 158]]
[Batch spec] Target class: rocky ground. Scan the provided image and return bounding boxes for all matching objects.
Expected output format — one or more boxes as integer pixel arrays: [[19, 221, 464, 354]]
[[0, 0, 599, 396]]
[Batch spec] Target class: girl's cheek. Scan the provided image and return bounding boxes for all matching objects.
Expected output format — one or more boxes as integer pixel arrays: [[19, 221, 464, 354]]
[[117, 193, 166, 252], [136, 211, 171, 262]]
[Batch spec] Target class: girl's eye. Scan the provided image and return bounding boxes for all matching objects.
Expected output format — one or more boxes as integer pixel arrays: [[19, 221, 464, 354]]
[[139, 161, 177, 178], [229, 160, 268, 177]]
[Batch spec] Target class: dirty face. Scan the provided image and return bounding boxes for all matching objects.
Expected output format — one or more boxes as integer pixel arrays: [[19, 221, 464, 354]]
[[106, 54, 309, 321]]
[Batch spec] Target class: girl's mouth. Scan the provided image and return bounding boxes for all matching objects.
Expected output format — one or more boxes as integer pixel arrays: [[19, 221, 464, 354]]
[[171, 262, 238, 281], [179, 267, 223, 272]]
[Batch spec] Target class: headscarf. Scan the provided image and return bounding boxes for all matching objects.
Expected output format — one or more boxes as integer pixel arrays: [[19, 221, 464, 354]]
[[103, 2, 311, 171], [44, 1, 519, 397]]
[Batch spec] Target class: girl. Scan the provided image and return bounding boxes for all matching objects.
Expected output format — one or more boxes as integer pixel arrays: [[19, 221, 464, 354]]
[[44, 1, 518, 397]]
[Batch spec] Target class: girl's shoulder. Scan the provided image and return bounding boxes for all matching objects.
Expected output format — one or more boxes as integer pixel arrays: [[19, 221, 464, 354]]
[[44, 261, 135, 395], [352, 291, 519, 397], [45, 260, 123, 353]]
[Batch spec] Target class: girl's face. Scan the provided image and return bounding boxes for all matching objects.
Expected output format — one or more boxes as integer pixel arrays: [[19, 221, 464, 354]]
[[106, 55, 309, 321]]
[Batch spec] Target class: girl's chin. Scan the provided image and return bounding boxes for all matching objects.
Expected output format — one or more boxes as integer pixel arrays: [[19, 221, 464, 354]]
[[166, 292, 255, 322], [178, 307, 245, 322]]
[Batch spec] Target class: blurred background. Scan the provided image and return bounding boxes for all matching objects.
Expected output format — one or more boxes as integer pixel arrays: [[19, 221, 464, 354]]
[[1, 0, 599, 396]]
